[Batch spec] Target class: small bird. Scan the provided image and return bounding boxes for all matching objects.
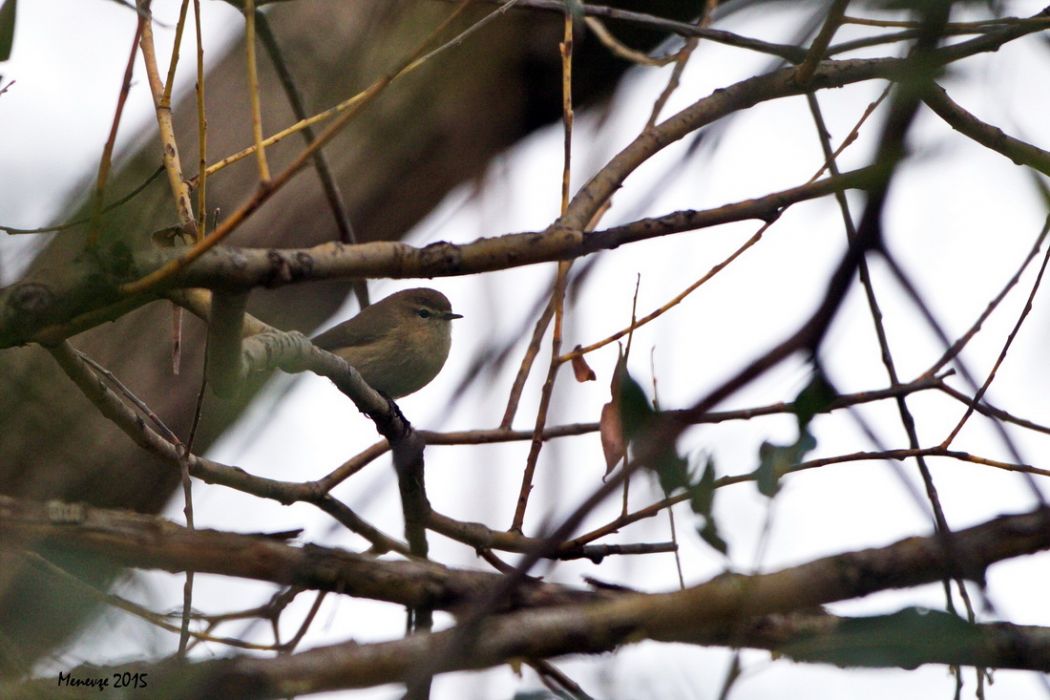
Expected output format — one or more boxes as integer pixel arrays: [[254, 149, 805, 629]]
[[312, 287, 462, 398]]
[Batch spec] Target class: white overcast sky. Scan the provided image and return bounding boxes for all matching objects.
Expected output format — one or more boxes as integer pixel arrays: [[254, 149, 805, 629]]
[[3, 1, 1050, 698]]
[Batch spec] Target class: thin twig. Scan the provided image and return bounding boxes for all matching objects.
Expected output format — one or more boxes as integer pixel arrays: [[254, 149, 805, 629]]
[[87, 14, 145, 246], [243, 0, 271, 183], [120, 0, 479, 295], [135, 0, 199, 237], [644, 0, 717, 129], [509, 11, 575, 533], [17, 551, 276, 651], [560, 88, 889, 365], [500, 297, 555, 428], [942, 219, 1050, 446], [254, 11, 369, 308], [794, 0, 849, 85]]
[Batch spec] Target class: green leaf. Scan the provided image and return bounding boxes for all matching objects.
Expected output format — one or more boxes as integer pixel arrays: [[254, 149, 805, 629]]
[[610, 365, 696, 511], [617, 369, 654, 442], [797, 429, 817, 454], [614, 365, 690, 495], [754, 370, 831, 499], [0, 0, 16, 62], [688, 456, 717, 517], [755, 430, 817, 498], [780, 607, 982, 669], [697, 518, 728, 555], [793, 370, 837, 431], [654, 449, 690, 497], [756, 441, 782, 497]]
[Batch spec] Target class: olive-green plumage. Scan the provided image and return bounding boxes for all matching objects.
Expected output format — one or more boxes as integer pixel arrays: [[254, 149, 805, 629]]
[[312, 288, 461, 398]]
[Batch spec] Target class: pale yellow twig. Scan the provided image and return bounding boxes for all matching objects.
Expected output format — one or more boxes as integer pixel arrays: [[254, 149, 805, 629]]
[[244, 0, 271, 183], [121, 2, 477, 295], [202, 0, 522, 181], [136, 0, 199, 236], [162, 0, 192, 106]]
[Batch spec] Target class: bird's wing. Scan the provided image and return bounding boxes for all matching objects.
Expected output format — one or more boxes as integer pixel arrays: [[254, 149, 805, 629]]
[[312, 324, 377, 350], [311, 305, 395, 350]]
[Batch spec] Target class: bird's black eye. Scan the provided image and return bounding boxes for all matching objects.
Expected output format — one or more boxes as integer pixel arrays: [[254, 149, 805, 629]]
[[417, 308, 431, 319]]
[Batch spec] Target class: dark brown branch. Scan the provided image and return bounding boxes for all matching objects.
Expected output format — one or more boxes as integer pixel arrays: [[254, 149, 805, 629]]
[[0, 495, 608, 613], [8, 506, 1050, 698], [162, 168, 874, 292], [437, 0, 810, 62], [427, 509, 675, 560], [922, 83, 1050, 175], [7, 14, 1048, 347], [45, 340, 409, 554]]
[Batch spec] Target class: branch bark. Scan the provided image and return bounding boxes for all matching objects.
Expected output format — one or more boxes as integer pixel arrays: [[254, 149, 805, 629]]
[[0, 496, 607, 613], [6, 505, 1050, 698]]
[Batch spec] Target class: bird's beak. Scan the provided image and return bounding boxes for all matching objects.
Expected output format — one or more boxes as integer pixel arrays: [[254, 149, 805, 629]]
[[445, 312, 463, 320]]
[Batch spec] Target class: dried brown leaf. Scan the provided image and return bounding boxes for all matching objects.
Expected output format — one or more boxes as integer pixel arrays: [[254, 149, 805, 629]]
[[600, 347, 629, 475], [570, 345, 596, 382], [600, 400, 625, 474]]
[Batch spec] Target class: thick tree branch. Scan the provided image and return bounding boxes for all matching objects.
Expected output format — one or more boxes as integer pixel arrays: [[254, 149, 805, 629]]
[[6, 9, 1049, 347], [7, 506, 1050, 698], [44, 340, 409, 554], [0, 496, 607, 613]]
